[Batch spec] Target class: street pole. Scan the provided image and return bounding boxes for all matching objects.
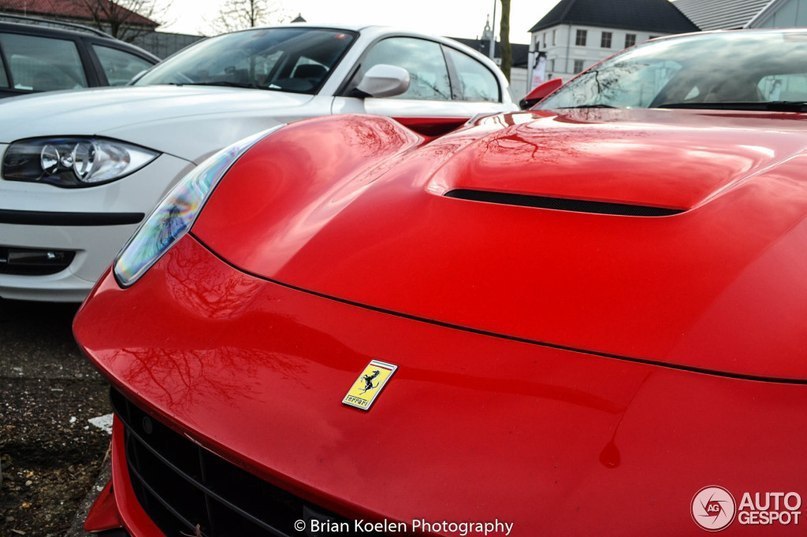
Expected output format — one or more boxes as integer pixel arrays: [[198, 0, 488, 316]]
[[489, 0, 497, 60]]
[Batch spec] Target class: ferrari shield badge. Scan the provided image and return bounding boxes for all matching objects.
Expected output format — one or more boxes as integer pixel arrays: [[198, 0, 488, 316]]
[[342, 360, 397, 411]]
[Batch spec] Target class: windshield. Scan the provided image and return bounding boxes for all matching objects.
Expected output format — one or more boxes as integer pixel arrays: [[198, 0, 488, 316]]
[[540, 31, 807, 111], [135, 27, 356, 94]]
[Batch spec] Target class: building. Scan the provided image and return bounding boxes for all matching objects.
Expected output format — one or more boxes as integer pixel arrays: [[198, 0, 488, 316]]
[[0, 0, 206, 57], [528, 0, 698, 85], [0, 0, 158, 39], [673, 0, 807, 30]]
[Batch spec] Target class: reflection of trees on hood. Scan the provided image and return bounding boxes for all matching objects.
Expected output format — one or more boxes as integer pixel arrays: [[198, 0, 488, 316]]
[[340, 117, 412, 156], [107, 239, 366, 411], [164, 239, 262, 321], [115, 344, 294, 410]]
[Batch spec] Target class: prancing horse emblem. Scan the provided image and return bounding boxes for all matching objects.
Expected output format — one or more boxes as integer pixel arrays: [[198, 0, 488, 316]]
[[342, 360, 398, 411], [361, 369, 381, 393]]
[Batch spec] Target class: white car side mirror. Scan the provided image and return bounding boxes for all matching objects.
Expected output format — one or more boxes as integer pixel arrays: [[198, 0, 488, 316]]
[[356, 64, 410, 98]]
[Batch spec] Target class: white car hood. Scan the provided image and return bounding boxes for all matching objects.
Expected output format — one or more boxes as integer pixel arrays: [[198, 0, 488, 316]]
[[0, 85, 316, 162]]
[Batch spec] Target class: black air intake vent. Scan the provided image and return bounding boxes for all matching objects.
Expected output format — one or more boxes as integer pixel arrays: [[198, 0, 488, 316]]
[[111, 389, 386, 537], [445, 189, 684, 217]]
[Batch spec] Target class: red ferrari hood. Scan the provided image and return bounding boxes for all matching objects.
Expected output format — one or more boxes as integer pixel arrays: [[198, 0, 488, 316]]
[[73, 241, 807, 535], [436, 109, 802, 212], [193, 111, 807, 380]]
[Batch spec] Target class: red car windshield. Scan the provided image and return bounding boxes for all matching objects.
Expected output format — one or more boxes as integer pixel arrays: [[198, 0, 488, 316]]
[[540, 30, 807, 111]]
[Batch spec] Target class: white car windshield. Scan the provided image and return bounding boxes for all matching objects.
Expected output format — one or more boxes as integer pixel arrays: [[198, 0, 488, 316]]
[[135, 27, 357, 94], [540, 31, 807, 111]]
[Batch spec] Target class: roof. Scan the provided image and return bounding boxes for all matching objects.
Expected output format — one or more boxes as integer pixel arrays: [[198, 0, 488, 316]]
[[529, 0, 699, 34], [672, 0, 771, 30], [0, 0, 158, 28], [0, 12, 110, 35], [450, 37, 529, 67]]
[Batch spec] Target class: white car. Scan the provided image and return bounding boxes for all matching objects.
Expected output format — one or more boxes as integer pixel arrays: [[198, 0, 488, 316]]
[[0, 24, 515, 301]]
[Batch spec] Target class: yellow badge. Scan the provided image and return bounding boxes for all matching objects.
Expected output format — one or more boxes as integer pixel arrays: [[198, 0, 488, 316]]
[[342, 360, 397, 411]]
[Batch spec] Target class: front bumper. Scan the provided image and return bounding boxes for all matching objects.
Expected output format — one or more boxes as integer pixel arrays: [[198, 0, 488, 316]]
[[76, 234, 807, 536], [88, 392, 378, 537], [0, 152, 193, 301], [83, 416, 164, 536]]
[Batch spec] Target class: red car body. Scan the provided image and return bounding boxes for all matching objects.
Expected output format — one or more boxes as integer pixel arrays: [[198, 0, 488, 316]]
[[75, 109, 807, 536]]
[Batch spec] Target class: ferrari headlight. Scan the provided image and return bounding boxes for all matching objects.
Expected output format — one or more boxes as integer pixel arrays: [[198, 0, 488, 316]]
[[113, 125, 284, 287], [2, 137, 158, 187]]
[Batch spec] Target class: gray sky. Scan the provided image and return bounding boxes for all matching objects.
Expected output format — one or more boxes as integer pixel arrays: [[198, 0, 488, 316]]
[[159, 0, 559, 44]]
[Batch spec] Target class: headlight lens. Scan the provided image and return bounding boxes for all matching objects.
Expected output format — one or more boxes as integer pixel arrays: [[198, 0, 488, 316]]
[[113, 125, 284, 287], [2, 137, 158, 187]]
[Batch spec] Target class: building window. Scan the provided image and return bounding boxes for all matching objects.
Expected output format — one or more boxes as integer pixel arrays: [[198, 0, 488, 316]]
[[552, 29, 556, 46], [625, 33, 636, 48], [573, 59, 585, 73], [542, 32, 547, 48], [601, 31, 612, 48], [575, 29, 587, 47], [549, 58, 555, 72]]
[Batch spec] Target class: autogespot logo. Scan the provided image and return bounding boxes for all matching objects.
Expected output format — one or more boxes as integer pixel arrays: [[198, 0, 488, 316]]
[[692, 486, 737, 532], [692, 485, 803, 530]]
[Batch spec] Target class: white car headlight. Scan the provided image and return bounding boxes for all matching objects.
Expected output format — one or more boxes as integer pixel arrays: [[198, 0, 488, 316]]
[[113, 125, 284, 287], [2, 137, 159, 187]]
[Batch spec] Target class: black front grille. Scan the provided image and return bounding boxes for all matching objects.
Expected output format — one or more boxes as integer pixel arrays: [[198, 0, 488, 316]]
[[111, 390, 383, 537]]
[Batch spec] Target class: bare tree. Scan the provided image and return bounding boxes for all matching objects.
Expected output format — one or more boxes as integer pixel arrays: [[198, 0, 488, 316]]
[[499, 0, 512, 81], [80, 0, 169, 42], [211, 0, 286, 34]]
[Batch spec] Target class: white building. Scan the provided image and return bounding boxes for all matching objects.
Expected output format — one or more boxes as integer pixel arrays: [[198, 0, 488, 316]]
[[674, 0, 807, 30], [528, 0, 698, 85]]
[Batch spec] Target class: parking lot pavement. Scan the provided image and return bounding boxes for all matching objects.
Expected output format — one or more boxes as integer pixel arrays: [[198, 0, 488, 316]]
[[0, 299, 111, 536]]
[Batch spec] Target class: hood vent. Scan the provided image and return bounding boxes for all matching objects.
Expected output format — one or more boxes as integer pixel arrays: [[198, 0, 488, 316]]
[[445, 189, 684, 217]]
